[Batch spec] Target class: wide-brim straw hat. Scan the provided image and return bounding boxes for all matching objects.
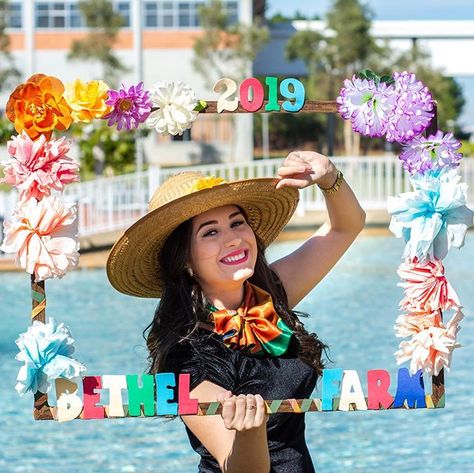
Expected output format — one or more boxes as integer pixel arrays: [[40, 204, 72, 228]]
[[106, 171, 299, 298]]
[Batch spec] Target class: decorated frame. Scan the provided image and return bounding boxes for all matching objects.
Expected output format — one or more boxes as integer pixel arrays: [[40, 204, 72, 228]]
[[1, 71, 471, 422]]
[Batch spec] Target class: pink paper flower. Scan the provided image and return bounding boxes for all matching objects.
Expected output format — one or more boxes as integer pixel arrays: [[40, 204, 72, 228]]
[[394, 309, 463, 376], [337, 76, 396, 137], [397, 258, 461, 313], [385, 71, 435, 143], [1, 131, 80, 202], [394, 310, 441, 338], [0, 195, 80, 281]]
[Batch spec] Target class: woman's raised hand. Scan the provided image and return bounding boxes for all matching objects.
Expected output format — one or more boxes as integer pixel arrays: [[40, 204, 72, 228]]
[[276, 150, 338, 190], [217, 391, 268, 432]]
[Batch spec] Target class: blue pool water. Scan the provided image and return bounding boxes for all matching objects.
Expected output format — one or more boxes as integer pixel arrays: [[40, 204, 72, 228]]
[[1, 234, 473, 473]]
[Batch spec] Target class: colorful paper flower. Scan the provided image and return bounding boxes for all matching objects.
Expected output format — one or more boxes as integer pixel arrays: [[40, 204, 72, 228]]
[[103, 81, 153, 130], [190, 176, 226, 192], [0, 195, 80, 281], [386, 71, 435, 143], [15, 318, 86, 395], [399, 130, 463, 175], [394, 310, 441, 339], [1, 131, 80, 202], [337, 77, 396, 137], [397, 257, 461, 312], [394, 309, 463, 376], [64, 79, 112, 123], [5, 73, 73, 141], [388, 168, 474, 263], [146, 81, 199, 135]]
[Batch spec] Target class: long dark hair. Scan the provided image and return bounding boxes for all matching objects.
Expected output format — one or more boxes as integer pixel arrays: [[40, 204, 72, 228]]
[[144, 213, 328, 376]]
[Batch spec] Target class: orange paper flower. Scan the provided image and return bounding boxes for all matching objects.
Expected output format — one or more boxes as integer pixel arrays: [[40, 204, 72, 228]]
[[64, 79, 111, 123], [6, 74, 73, 141]]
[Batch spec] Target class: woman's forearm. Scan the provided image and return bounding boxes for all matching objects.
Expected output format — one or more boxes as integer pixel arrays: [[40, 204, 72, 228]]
[[222, 426, 270, 473], [318, 161, 366, 233]]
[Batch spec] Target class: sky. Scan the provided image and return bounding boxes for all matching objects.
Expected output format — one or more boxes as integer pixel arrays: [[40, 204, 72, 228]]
[[266, 0, 474, 128], [266, 0, 474, 20]]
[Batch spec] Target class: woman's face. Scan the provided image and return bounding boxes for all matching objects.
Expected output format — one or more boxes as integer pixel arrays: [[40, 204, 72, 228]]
[[188, 205, 258, 292]]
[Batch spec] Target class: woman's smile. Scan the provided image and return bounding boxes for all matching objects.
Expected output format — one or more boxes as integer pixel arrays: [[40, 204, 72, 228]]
[[220, 249, 249, 265]]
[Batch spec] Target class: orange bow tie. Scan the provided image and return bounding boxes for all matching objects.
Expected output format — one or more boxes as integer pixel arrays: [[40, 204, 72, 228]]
[[209, 282, 293, 356]]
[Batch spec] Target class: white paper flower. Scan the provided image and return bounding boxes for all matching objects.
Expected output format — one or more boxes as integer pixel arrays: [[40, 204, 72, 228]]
[[15, 318, 86, 395], [146, 81, 199, 136]]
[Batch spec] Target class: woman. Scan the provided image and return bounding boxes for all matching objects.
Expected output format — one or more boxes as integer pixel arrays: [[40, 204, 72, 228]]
[[106, 151, 366, 473]]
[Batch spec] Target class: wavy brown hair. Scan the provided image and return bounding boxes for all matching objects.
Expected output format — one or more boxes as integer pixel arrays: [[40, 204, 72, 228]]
[[144, 211, 328, 377]]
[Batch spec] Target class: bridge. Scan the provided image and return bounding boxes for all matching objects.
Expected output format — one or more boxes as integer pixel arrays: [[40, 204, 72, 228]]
[[1, 156, 474, 258]]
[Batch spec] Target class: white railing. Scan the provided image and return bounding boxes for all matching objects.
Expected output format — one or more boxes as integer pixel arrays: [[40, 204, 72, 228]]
[[1, 156, 474, 250]]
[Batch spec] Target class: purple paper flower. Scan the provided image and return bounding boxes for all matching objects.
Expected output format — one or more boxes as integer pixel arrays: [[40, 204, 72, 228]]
[[386, 72, 435, 143], [337, 76, 397, 137], [103, 82, 152, 130], [399, 130, 463, 175]]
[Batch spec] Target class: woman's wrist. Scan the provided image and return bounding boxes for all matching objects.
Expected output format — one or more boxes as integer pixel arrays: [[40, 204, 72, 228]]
[[316, 162, 338, 189]]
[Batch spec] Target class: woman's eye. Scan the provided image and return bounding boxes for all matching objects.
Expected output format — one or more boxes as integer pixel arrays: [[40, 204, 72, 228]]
[[203, 229, 217, 237], [231, 220, 245, 227]]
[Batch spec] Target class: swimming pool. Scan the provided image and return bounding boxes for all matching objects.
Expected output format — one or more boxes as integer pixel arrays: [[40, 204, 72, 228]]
[[1, 233, 473, 472]]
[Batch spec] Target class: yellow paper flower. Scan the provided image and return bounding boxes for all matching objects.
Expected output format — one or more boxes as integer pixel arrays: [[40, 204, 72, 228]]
[[190, 176, 226, 192], [64, 79, 112, 123]]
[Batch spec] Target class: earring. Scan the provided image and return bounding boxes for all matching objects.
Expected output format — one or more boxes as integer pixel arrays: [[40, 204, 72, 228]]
[[186, 266, 194, 277]]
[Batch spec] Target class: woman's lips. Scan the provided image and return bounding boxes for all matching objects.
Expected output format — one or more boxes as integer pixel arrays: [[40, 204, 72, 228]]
[[220, 249, 249, 265]]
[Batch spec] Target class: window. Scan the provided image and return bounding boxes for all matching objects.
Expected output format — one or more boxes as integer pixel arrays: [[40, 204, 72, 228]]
[[34, 1, 130, 29], [5, 2, 22, 29], [143, 1, 238, 29]]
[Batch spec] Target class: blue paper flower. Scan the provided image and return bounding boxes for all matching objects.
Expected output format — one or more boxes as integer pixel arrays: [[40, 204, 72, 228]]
[[388, 168, 474, 262], [15, 318, 86, 395]]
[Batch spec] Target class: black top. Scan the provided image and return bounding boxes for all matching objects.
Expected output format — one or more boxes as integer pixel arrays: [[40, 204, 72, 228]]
[[164, 327, 318, 473]]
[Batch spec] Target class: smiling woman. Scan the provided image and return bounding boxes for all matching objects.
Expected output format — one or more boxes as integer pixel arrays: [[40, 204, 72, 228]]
[[106, 151, 366, 473]]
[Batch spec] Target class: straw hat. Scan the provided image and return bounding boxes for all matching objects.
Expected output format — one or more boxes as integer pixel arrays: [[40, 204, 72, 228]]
[[106, 171, 299, 298]]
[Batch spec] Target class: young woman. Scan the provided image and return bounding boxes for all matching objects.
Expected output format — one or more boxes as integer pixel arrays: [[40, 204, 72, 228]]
[[106, 151, 366, 473]]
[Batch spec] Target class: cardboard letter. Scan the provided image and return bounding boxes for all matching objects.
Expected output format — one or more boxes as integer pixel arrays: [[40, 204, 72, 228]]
[[102, 375, 127, 417], [393, 368, 426, 408], [367, 369, 394, 410], [83, 376, 105, 419], [156, 373, 178, 415], [127, 374, 155, 416], [55, 378, 83, 422], [339, 370, 367, 411], [178, 373, 198, 415], [322, 368, 343, 411]]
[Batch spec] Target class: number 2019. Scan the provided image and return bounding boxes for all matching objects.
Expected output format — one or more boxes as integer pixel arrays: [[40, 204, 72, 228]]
[[214, 77, 305, 113]]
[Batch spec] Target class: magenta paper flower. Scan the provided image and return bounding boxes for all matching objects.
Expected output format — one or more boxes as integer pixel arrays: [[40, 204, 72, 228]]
[[1, 132, 80, 203], [337, 76, 396, 137], [399, 130, 463, 175], [394, 308, 463, 376], [103, 81, 152, 130], [386, 71, 435, 143], [397, 257, 461, 313], [0, 195, 79, 281]]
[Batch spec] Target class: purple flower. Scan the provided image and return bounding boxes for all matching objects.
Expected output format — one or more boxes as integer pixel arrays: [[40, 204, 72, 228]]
[[399, 130, 463, 175], [337, 76, 396, 138], [386, 72, 435, 143], [103, 82, 152, 130]]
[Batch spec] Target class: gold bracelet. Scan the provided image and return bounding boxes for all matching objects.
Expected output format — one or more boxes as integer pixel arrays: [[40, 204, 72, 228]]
[[318, 169, 344, 195]]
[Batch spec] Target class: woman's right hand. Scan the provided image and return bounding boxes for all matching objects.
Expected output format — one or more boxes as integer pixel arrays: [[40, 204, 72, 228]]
[[217, 391, 269, 432]]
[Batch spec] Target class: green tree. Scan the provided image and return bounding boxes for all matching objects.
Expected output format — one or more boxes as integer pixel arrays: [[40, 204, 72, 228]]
[[68, 0, 128, 85], [285, 0, 390, 155], [193, 0, 269, 86], [0, 0, 20, 92], [392, 41, 465, 131]]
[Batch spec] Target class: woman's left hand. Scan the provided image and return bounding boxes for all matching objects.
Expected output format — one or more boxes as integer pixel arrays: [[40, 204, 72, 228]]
[[276, 151, 338, 190]]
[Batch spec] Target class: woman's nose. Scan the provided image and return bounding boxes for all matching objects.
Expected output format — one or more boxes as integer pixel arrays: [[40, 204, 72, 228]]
[[224, 231, 242, 247]]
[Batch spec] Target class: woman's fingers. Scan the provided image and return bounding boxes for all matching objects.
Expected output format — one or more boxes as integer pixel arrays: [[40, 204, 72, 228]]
[[276, 177, 311, 189], [220, 394, 268, 431]]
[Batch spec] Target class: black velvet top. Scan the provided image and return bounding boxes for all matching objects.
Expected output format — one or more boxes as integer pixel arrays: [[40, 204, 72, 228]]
[[164, 327, 318, 473]]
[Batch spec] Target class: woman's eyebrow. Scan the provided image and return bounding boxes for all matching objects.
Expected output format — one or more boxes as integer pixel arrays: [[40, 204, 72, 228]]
[[196, 211, 243, 233]]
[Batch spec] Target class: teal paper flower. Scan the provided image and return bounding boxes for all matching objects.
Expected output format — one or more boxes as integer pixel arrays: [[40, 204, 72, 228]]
[[388, 168, 474, 262], [15, 318, 86, 395]]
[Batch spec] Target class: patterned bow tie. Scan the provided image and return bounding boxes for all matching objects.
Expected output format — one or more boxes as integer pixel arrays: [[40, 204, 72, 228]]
[[209, 282, 293, 356]]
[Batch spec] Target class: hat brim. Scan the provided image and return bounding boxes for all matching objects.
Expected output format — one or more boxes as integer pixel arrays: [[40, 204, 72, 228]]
[[106, 178, 299, 298]]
